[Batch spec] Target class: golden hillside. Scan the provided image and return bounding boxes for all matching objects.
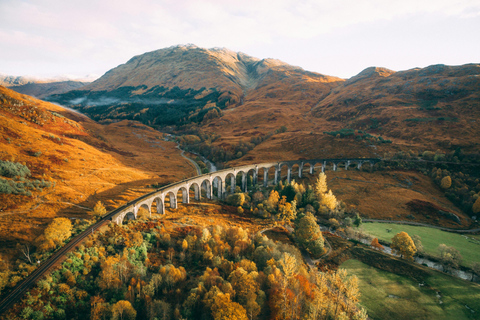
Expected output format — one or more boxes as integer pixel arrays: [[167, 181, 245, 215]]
[[0, 86, 196, 256]]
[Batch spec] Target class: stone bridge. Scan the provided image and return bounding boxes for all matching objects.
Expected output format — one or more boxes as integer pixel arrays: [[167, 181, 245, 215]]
[[111, 158, 380, 225]]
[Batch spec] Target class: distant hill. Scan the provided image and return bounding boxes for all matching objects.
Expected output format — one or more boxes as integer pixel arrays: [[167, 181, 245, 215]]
[[46, 45, 480, 163], [0, 74, 36, 86], [9, 80, 89, 98], [1, 73, 90, 98]]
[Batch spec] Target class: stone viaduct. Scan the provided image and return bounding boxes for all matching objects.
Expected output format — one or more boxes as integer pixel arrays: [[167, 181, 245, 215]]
[[111, 158, 380, 225]]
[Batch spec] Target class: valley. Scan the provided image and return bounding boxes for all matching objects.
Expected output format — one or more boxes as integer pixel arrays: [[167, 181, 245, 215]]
[[1, 45, 479, 320]]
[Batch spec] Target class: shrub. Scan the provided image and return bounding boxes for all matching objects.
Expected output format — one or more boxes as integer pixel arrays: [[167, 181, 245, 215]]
[[0, 160, 31, 178], [226, 193, 245, 206]]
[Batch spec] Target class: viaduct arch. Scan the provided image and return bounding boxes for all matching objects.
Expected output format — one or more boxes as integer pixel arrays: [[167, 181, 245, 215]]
[[112, 158, 379, 225]]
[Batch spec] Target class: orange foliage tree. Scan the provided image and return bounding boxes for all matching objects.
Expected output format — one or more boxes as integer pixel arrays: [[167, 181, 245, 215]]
[[371, 238, 384, 251]]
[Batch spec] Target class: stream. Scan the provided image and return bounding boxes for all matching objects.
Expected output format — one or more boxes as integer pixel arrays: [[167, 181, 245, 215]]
[[164, 133, 217, 173], [353, 237, 475, 281]]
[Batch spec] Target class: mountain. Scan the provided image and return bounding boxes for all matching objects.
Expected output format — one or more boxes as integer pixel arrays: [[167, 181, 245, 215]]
[[46, 45, 480, 164], [46, 44, 341, 127], [0, 74, 36, 87]]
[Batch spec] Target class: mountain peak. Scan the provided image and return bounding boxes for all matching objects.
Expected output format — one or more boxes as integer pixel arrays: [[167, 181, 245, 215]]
[[347, 66, 395, 84]]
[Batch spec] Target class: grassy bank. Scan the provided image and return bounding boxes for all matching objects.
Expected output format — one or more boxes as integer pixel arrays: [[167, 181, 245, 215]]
[[341, 259, 480, 320], [361, 222, 480, 267]]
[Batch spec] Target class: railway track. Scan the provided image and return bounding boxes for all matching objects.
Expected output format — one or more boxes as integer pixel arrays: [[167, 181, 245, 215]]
[[0, 208, 117, 316]]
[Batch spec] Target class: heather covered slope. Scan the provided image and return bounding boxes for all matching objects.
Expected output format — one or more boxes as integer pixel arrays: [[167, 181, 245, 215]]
[[310, 64, 480, 153], [0, 86, 195, 255]]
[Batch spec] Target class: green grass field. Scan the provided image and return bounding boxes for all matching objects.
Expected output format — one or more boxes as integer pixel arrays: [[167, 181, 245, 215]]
[[341, 259, 480, 320], [361, 222, 480, 267]]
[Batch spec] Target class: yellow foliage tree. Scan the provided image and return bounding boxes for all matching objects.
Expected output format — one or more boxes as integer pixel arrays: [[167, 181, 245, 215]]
[[111, 300, 137, 320], [40, 218, 72, 251], [314, 172, 328, 201], [440, 176, 452, 189], [320, 190, 337, 211], [391, 232, 417, 261], [91, 201, 106, 218], [211, 292, 248, 320], [314, 172, 338, 211], [267, 190, 280, 211]]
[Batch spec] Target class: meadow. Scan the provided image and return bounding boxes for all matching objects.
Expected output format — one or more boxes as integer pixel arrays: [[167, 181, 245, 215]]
[[341, 259, 480, 320], [361, 222, 480, 267]]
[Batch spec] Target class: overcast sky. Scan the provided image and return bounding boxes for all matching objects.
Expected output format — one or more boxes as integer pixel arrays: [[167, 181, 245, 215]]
[[1, 0, 479, 80]]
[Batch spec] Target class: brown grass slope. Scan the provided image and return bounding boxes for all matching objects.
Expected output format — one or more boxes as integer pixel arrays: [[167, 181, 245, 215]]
[[310, 64, 480, 152], [0, 86, 196, 256]]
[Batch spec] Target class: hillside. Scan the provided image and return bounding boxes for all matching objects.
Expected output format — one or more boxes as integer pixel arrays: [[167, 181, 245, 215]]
[[0, 86, 196, 259], [42, 46, 480, 222], [46, 46, 480, 164]]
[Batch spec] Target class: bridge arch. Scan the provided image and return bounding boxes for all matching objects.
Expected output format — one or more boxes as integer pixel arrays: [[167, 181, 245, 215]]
[[212, 175, 224, 199], [188, 182, 200, 201], [122, 211, 135, 224], [153, 196, 165, 214], [166, 191, 177, 209], [201, 179, 212, 199], [177, 186, 189, 204], [235, 170, 247, 192], [225, 173, 236, 193]]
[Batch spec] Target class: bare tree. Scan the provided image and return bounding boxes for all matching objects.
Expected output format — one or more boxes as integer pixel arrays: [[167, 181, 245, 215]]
[[20, 244, 33, 264]]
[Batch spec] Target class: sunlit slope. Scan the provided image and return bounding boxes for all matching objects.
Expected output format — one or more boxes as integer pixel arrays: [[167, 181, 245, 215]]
[[0, 86, 195, 251]]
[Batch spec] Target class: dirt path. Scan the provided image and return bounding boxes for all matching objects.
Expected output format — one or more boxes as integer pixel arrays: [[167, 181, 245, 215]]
[[176, 145, 201, 176]]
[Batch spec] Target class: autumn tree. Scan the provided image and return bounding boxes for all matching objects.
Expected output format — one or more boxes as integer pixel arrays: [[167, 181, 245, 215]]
[[111, 300, 137, 320], [294, 212, 325, 257], [370, 238, 384, 251], [411, 235, 424, 255], [90, 296, 111, 320], [39, 217, 72, 251], [440, 176, 452, 189], [210, 291, 248, 320], [226, 193, 245, 206], [314, 172, 328, 199], [91, 201, 106, 218], [438, 244, 462, 273], [314, 172, 337, 211], [391, 232, 417, 261], [266, 190, 280, 211], [277, 197, 297, 224]]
